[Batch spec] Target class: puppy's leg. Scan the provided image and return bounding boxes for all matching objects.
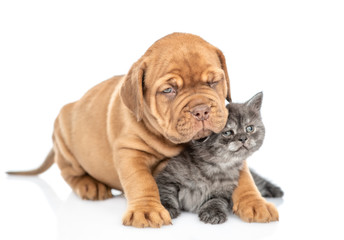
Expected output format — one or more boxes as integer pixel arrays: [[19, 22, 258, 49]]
[[117, 149, 171, 228], [232, 161, 279, 223], [53, 139, 112, 201]]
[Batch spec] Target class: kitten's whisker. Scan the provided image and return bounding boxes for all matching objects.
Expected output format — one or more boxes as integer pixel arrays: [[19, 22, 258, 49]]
[[193, 136, 210, 144]]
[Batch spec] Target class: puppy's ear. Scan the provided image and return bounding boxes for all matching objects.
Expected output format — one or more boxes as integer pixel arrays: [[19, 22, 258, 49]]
[[216, 49, 231, 102], [120, 60, 146, 121]]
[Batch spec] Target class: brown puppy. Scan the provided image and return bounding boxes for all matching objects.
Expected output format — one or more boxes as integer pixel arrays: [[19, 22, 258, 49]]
[[7, 33, 278, 227]]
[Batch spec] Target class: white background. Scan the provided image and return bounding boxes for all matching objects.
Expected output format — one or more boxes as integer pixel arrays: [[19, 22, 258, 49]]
[[1, 0, 344, 239]]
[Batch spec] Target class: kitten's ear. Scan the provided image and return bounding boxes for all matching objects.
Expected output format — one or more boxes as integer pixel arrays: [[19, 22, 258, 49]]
[[246, 92, 263, 111]]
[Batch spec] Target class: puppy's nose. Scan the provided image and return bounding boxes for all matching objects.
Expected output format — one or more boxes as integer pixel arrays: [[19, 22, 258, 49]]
[[238, 135, 248, 143], [191, 105, 210, 121]]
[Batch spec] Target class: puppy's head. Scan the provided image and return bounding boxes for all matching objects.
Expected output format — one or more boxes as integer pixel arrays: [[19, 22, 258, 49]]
[[121, 33, 231, 144]]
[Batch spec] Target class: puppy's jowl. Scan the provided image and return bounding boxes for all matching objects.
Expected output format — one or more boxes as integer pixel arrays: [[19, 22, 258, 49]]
[[8, 33, 279, 227]]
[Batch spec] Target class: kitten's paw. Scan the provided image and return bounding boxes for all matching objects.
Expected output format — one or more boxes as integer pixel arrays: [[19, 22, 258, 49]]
[[198, 208, 227, 224], [161, 202, 181, 219], [233, 197, 279, 223], [263, 184, 284, 198]]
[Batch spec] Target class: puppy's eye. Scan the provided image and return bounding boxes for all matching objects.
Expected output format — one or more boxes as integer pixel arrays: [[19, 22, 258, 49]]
[[163, 88, 172, 93], [208, 81, 219, 88], [222, 130, 234, 137], [162, 87, 176, 95], [246, 125, 255, 133]]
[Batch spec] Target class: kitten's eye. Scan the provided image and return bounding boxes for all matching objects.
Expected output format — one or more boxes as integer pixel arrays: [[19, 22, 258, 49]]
[[246, 125, 255, 133], [222, 130, 234, 137]]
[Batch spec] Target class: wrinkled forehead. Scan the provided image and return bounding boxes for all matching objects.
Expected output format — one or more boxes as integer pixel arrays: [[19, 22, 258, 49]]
[[145, 44, 221, 85], [165, 55, 220, 82]]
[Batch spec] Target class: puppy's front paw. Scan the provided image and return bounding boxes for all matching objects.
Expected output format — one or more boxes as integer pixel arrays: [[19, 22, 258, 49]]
[[233, 197, 279, 223], [122, 202, 172, 228]]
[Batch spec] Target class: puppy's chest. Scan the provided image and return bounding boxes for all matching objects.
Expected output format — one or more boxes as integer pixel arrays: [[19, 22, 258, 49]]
[[178, 163, 241, 213]]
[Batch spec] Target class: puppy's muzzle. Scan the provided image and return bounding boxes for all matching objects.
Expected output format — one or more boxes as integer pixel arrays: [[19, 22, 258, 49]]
[[191, 104, 210, 121]]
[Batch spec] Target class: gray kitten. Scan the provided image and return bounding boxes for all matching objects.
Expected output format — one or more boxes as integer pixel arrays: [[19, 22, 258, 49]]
[[155, 92, 283, 224]]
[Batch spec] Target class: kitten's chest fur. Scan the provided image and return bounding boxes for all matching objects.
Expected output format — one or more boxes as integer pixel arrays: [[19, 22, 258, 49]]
[[176, 151, 244, 213]]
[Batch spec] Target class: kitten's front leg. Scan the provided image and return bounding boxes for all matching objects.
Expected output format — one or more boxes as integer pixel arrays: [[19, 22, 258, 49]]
[[198, 197, 230, 224], [157, 180, 181, 219], [232, 161, 279, 223]]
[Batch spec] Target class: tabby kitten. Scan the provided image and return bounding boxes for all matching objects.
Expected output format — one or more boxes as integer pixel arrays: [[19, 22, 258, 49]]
[[155, 92, 283, 224]]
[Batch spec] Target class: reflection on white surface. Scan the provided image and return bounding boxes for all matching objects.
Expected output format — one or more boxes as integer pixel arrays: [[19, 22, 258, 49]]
[[2, 173, 285, 240]]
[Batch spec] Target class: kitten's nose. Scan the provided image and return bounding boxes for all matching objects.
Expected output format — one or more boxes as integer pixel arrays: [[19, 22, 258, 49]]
[[191, 105, 210, 121], [238, 135, 248, 143]]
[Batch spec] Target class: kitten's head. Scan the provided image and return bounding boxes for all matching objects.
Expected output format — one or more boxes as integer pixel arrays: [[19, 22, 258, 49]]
[[191, 92, 265, 162]]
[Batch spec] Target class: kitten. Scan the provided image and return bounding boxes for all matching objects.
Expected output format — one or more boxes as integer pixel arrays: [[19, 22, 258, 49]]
[[155, 92, 283, 224]]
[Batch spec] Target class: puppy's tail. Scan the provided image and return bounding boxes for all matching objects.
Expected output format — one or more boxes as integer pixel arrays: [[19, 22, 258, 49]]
[[6, 149, 55, 176]]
